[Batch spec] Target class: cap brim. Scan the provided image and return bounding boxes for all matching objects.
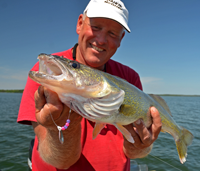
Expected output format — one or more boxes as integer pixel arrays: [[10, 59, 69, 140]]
[[86, 7, 130, 33]]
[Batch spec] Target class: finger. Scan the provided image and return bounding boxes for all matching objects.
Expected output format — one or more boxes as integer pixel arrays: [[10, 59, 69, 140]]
[[43, 87, 63, 120], [123, 124, 142, 148], [42, 88, 64, 123], [41, 88, 82, 125], [34, 85, 46, 112], [35, 86, 64, 127], [150, 107, 162, 141], [133, 119, 152, 147]]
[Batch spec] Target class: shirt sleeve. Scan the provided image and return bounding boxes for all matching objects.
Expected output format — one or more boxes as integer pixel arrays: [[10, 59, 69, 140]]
[[17, 49, 73, 125], [129, 68, 143, 91], [17, 62, 40, 125]]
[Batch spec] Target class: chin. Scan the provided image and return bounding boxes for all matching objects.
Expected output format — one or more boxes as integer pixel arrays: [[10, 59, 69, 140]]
[[86, 61, 101, 69], [85, 55, 106, 69]]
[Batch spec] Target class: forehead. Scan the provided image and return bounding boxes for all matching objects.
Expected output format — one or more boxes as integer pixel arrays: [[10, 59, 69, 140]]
[[87, 17, 124, 31]]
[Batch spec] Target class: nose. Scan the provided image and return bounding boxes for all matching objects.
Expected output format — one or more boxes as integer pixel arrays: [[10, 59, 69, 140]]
[[96, 31, 107, 45]]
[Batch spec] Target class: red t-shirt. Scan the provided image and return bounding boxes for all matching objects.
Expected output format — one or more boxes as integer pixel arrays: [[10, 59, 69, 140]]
[[18, 48, 142, 171]]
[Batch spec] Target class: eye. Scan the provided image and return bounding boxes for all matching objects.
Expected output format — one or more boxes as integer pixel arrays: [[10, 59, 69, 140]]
[[69, 61, 80, 69], [91, 25, 101, 31], [109, 31, 118, 38]]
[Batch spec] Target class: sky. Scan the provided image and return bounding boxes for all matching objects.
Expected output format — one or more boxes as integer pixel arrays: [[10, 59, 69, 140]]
[[0, 0, 199, 95]]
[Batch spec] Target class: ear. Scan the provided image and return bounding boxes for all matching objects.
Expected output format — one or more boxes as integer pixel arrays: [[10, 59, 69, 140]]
[[120, 31, 125, 41], [76, 14, 84, 35], [118, 31, 125, 47]]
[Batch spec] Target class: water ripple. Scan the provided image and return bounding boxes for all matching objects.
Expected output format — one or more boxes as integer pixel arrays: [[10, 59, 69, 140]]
[[0, 93, 199, 171]]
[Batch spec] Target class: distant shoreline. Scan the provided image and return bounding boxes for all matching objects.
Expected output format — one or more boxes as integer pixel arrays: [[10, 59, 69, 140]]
[[0, 89, 199, 96], [0, 90, 24, 93], [157, 94, 200, 97]]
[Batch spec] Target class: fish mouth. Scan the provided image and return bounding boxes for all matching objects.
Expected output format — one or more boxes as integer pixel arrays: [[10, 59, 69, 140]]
[[29, 53, 73, 83]]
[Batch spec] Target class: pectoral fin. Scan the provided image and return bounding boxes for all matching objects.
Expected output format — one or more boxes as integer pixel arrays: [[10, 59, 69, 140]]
[[93, 123, 106, 139], [114, 123, 135, 144]]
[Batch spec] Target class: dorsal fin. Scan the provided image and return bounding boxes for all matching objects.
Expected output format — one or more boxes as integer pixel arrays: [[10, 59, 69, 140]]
[[149, 94, 172, 116]]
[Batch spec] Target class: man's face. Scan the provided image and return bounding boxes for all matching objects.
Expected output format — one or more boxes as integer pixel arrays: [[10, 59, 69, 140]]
[[76, 15, 125, 70]]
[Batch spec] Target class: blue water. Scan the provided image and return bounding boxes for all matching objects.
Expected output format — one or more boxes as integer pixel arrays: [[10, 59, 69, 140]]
[[133, 96, 200, 171], [0, 93, 35, 171], [0, 93, 199, 171]]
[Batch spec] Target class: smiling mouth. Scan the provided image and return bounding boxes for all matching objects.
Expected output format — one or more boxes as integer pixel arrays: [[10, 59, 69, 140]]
[[90, 44, 104, 52]]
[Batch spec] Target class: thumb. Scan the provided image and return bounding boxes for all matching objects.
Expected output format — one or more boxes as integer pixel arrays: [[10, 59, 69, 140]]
[[35, 86, 63, 127]]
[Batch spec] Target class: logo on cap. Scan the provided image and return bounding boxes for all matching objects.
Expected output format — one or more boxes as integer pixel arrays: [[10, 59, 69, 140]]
[[104, 0, 122, 10]]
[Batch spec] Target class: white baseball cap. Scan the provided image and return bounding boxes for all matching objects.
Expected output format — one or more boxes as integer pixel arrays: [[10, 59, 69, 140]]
[[84, 0, 130, 33]]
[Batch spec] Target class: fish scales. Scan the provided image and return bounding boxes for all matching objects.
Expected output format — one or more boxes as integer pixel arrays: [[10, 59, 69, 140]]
[[29, 54, 193, 164]]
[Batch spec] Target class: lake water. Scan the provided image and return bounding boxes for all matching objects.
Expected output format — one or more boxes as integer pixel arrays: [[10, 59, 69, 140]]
[[0, 93, 199, 171]]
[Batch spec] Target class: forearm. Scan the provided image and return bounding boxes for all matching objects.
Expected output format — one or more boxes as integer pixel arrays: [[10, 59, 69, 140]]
[[42, 126, 81, 169], [33, 118, 82, 169]]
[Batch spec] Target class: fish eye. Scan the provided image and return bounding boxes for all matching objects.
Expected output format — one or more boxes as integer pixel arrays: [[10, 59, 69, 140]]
[[69, 61, 80, 69]]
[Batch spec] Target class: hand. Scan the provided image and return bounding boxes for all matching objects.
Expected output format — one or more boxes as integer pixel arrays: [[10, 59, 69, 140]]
[[34, 86, 82, 131], [123, 106, 162, 159], [35, 85, 65, 130]]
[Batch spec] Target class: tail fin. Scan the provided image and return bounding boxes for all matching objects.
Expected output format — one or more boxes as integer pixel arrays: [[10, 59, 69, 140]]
[[176, 127, 194, 164]]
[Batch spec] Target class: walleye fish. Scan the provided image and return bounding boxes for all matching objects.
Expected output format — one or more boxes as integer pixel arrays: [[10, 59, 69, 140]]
[[29, 53, 193, 164]]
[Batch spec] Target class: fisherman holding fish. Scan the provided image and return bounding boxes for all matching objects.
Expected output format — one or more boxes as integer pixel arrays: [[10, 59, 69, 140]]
[[18, 0, 163, 170]]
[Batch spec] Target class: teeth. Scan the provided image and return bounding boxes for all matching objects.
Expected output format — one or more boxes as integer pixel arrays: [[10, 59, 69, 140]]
[[91, 44, 104, 52]]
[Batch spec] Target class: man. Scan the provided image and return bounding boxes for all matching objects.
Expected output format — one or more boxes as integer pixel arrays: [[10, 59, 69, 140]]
[[18, 0, 162, 170]]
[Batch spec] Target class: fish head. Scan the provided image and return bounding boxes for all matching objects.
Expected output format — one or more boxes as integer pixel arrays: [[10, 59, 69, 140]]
[[29, 54, 110, 98]]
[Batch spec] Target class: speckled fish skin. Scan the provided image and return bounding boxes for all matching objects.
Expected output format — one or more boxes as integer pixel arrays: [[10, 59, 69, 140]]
[[29, 54, 193, 164]]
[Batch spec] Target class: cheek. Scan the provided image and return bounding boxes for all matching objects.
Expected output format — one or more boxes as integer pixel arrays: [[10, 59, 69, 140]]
[[82, 28, 95, 40], [114, 38, 122, 48], [108, 39, 121, 52]]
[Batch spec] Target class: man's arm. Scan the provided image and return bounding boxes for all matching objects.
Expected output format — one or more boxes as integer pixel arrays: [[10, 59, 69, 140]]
[[123, 107, 162, 159], [32, 86, 82, 169]]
